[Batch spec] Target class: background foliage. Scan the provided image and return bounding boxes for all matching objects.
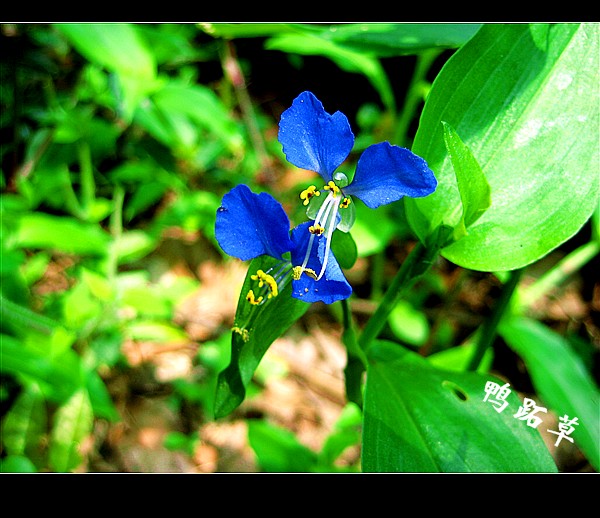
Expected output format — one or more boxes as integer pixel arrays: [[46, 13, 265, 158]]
[[1, 22, 598, 473]]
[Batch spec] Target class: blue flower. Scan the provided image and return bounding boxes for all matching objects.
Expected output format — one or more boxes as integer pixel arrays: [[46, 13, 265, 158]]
[[215, 184, 352, 305], [278, 91, 437, 281]]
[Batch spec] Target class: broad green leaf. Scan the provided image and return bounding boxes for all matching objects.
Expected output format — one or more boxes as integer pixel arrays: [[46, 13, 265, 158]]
[[11, 213, 110, 255], [406, 23, 599, 271], [362, 341, 558, 472], [48, 389, 94, 472], [442, 121, 492, 242], [499, 316, 600, 470], [213, 255, 309, 419]]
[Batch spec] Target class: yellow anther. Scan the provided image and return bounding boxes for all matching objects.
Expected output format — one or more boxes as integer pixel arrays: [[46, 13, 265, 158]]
[[246, 289, 263, 305], [292, 266, 318, 281], [232, 326, 250, 342], [304, 268, 318, 280], [324, 181, 340, 196], [300, 185, 321, 206], [309, 223, 325, 235], [251, 269, 278, 298], [340, 197, 352, 209]]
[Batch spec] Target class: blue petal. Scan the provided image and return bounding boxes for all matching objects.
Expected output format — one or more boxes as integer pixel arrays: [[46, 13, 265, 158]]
[[215, 184, 294, 261], [289, 222, 352, 304], [345, 142, 437, 209], [278, 91, 355, 183]]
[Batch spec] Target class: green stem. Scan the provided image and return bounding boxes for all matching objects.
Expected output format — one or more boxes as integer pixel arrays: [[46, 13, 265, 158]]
[[358, 240, 440, 353], [107, 185, 125, 285], [393, 49, 441, 147], [466, 267, 524, 371], [341, 297, 367, 408], [77, 140, 95, 219]]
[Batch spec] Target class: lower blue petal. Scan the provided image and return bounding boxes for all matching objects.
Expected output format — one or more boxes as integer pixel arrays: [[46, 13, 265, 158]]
[[215, 184, 293, 261], [278, 91, 354, 183], [345, 141, 437, 209], [290, 222, 352, 304]]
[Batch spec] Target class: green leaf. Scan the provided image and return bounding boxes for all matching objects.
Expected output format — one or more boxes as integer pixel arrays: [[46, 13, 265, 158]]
[[265, 33, 395, 112], [48, 389, 94, 472], [2, 385, 47, 460], [406, 23, 599, 271], [247, 420, 318, 472], [56, 23, 155, 81], [499, 316, 600, 470], [441, 121, 492, 242], [326, 23, 482, 56], [12, 213, 110, 255], [56, 23, 158, 121], [362, 341, 558, 472], [0, 455, 37, 473], [213, 256, 309, 419]]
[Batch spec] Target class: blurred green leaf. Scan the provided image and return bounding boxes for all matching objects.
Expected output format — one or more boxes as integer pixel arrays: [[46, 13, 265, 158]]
[[326, 23, 482, 56], [362, 341, 558, 472], [428, 342, 494, 373], [388, 299, 430, 346], [12, 213, 110, 255], [2, 385, 47, 460], [499, 316, 600, 470], [265, 33, 395, 112], [406, 23, 599, 271], [319, 402, 362, 468], [213, 255, 309, 419], [56, 23, 158, 120], [0, 455, 38, 473], [48, 388, 94, 472], [248, 419, 318, 472]]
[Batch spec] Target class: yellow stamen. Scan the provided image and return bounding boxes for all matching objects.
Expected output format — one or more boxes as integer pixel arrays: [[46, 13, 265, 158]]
[[324, 181, 340, 196], [340, 197, 351, 209], [292, 266, 318, 281], [232, 326, 250, 342], [309, 223, 325, 235], [300, 185, 321, 206], [251, 269, 278, 298], [246, 289, 263, 305]]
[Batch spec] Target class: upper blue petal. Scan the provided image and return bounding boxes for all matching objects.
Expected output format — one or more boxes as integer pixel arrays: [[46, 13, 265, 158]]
[[289, 222, 352, 304], [278, 91, 355, 183], [345, 141, 437, 209], [215, 184, 294, 261]]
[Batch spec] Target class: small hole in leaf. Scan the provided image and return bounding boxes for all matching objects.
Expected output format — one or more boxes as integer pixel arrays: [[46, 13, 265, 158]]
[[442, 380, 468, 401]]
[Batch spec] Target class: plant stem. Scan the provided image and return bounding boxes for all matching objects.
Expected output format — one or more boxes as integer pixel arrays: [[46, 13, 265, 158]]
[[358, 240, 440, 353], [393, 49, 441, 147], [466, 267, 524, 371], [341, 297, 367, 408], [77, 140, 95, 219]]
